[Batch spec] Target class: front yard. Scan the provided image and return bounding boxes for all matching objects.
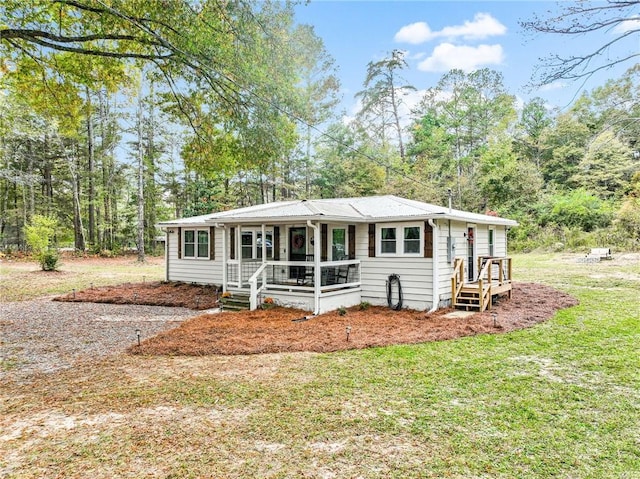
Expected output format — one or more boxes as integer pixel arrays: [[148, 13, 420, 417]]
[[1, 253, 638, 478]]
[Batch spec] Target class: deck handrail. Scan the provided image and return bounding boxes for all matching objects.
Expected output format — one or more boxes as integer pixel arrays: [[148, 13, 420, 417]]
[[451, 257, 465, 302], [452, 256, 513, 311]]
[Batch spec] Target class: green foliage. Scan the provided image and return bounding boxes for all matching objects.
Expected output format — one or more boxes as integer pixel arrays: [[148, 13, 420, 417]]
[[359, 301, 371, 311], [337, 306, 347, 316], [40, 250, 60, 271], [542, 189, 613, 232], [23, 215, 59, 270], [572, 130, 635, 199]]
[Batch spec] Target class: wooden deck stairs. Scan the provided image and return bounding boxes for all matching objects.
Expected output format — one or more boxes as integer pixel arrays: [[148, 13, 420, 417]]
[[451, 257, 513, 312], [219, 291, 251, 311]]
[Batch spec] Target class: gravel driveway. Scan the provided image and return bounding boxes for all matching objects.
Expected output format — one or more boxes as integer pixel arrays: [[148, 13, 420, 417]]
[[0, 298, 199, 383]]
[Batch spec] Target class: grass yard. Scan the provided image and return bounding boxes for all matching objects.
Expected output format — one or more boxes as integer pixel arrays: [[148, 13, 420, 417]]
[[1, 253, 639, 478], [0, 254, 164, 302]]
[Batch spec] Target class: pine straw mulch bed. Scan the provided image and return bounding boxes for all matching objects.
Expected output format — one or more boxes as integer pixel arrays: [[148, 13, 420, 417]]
[[54, 281, 220, 310], [54, 281, 578, 355]]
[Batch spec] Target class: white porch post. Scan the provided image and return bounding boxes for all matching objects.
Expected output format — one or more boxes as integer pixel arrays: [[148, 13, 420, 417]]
[[307, 220, 321, 315], [236, 225, 242, 287], [221, 225, 228, 292]]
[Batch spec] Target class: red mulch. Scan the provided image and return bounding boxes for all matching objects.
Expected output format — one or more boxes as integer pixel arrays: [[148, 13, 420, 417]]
[[56, 281, 577, 355]]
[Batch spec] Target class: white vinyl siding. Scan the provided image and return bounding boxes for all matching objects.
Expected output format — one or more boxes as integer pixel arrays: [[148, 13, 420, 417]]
[[358, 223, 433, 310], [166, 228, 222, 285]]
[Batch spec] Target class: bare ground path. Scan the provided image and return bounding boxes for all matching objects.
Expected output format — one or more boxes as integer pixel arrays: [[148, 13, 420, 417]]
[[0, 299, 197, 384]]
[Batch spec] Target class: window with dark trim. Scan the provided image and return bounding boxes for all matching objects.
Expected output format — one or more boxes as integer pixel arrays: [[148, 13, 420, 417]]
[[183, 229, 209, 259], [378, 224, 422, 257]]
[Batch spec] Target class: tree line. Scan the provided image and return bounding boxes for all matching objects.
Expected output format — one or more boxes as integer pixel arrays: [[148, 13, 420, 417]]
[[1, 1, 639, 257]]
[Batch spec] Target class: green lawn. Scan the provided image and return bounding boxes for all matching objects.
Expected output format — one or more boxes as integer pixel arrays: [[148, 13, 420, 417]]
[[1, 253, 638, 478], [0, 254, 164, 301]]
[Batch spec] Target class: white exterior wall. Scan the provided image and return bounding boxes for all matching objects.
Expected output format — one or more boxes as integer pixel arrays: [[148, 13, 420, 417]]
[[355, 223, 434, 311], [162, 219, 510, 311], [435, 220, 510, 305], [165, 228, 223, 285]]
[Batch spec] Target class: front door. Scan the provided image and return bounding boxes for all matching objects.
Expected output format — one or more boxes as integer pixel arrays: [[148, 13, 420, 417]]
[[467, 226, 475, 281], [289, 227, 307, 279]]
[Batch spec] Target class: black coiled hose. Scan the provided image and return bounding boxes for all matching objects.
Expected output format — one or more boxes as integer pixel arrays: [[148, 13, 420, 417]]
[[386, 274, 403, 310]]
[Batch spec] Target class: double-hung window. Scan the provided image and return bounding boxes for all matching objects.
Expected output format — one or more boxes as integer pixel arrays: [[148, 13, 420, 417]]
[[183, 229, 209, 259], [380, 227, 397, 254], [378, 224, 422, 256], [241, 229, 273, 260]]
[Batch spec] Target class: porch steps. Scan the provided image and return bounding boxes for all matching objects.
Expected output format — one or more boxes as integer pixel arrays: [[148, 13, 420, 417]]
[[220, 292, 251, 312], [453, 284, 490, 311]]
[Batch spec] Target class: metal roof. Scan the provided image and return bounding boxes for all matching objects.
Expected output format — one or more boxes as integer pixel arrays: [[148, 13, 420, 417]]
[[158, 195, 518, 227]]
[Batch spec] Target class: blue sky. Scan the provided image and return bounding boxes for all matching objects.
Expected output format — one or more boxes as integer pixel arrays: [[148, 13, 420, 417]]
[[294, 1, 639, 117]]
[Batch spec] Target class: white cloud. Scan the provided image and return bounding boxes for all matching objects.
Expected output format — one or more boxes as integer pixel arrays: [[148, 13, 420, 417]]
[[417, 43, 505, 72], [613, 16, 640, 33], [439, 13, 507, 40], [395, 22, 435, 44], [537, 81, 568, 92], [394, 13, 506, 44]]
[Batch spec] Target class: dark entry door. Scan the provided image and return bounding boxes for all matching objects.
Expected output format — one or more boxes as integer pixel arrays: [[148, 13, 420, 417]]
[[467, 226, 475, 281], [289, 227, 307, 279]]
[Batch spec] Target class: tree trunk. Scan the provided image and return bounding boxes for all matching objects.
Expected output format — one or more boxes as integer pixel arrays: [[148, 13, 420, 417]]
[[69, 147, 86, 251], [86, 87, 96, 246], [136, 91, 145, 263]]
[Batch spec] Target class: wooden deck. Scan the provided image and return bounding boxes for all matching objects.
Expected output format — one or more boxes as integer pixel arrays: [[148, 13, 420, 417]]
[[451, 257, 513, 311]]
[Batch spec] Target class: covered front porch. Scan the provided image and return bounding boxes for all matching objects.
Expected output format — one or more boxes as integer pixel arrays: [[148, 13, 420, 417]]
[[220, 221, 361, 314]]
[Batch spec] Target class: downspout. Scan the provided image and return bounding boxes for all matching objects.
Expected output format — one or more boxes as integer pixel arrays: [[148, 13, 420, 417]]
[[307, 219, 321, 315], [428, 218, 439, 313], [220, 224, 228, 293]]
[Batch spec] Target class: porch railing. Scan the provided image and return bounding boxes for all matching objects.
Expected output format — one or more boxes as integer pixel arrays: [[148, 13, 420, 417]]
[[450, 256, 513, 311], [229, 259, 361, 309]]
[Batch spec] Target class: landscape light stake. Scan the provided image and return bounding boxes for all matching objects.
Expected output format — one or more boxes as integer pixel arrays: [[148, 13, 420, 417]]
[[346, 325, 352, 342], [492, 313, 498, 328], [195, 297, 200, 309], [133, 292, 138, 302], [135, 328, 141, 347], [90, 282, 94, 289], [72, 288, 76, 299]]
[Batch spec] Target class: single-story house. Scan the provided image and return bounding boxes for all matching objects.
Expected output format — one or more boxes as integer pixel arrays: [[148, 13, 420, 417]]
[[158, 195, 518, 314]]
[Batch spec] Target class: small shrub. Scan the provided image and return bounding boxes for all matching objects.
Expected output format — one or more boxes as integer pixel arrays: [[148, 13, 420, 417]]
[[40, 250, 60, 271], [359, 301, 371, 311], [337, 306, 347, 316]]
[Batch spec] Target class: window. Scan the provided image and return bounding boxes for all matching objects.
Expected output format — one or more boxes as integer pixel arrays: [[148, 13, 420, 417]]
[[378, 224, 422, 256], [183, 229, 209, 259], [331, 228, 347, 260], [404, 226, 420, 254], [380, 227, 397, 254], [257, 232, 273, 259], [241, 231, 253, 259], [488, 228, 495, 256], [240, 228, 273, 260]]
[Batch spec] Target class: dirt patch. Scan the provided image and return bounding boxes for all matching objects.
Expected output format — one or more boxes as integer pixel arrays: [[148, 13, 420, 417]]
[[54, 281, 220, 310]]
